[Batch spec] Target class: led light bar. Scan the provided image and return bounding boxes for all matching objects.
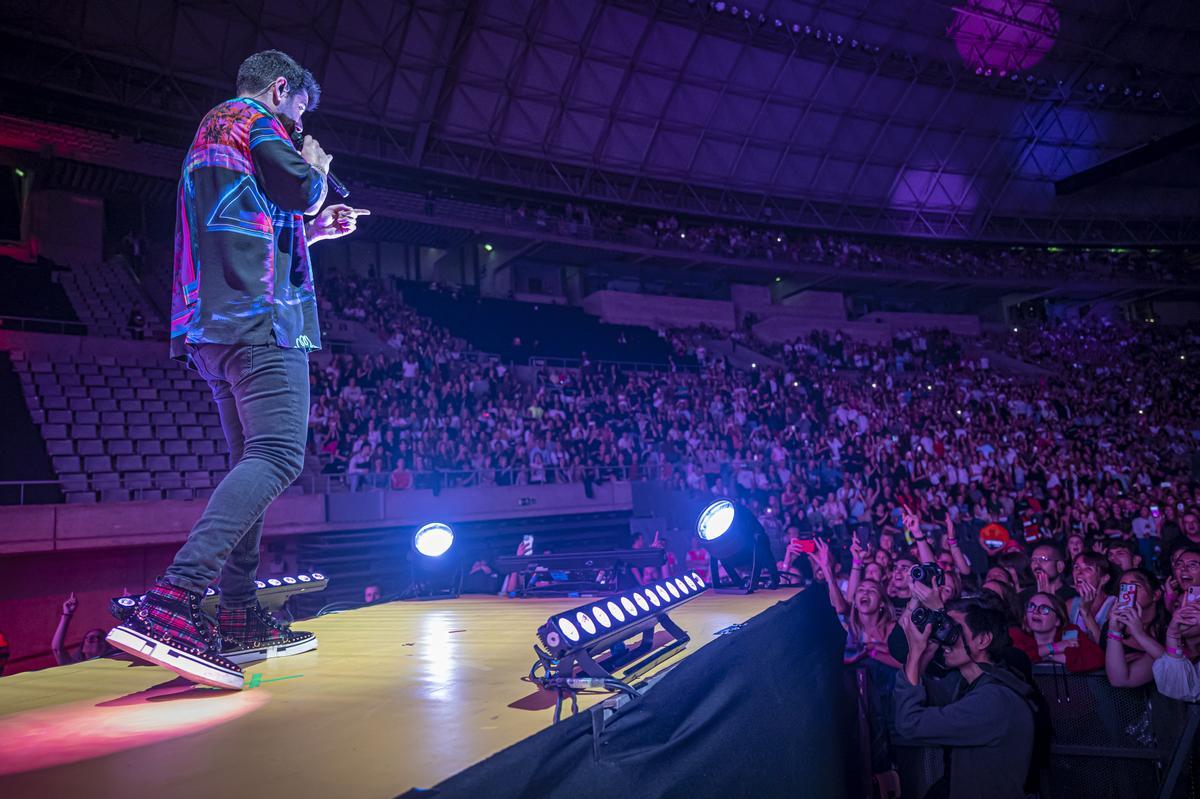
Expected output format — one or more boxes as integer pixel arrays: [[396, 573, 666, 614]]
[[534, 571, 708, 683], [109, 573, 329, 622]]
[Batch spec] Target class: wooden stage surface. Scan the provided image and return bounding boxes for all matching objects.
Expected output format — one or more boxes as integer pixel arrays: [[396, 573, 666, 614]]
[[0, 589, 797, 798]]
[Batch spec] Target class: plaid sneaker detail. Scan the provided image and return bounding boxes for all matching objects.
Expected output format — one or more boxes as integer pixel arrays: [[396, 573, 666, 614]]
[[135, 581, 216, 654], [219, 604, 314, 654], [105, 578, 244, 688]]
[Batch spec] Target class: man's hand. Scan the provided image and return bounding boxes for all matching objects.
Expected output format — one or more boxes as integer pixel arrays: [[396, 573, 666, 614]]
[[62, 592, 77, 616], [301, 135, 332, 175], [1076, 580, 1096, 612], [910, 579, 943, 610], [307, 205, 370, 244], [1035, 570, 1051, 594]]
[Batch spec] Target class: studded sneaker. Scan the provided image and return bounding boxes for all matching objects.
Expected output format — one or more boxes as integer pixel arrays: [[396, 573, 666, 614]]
[[105, 580, 244, 690], [218, 603, 317, 665]]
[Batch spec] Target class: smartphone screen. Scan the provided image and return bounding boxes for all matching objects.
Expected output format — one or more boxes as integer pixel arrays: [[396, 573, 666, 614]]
[[854, 528, 869, 549], [1187, 586, 1200, 607], [522, 535, 534, 552], [1062, 629, 1078, 642], [797, 539, 816, 554], [1118, 583, 1138, 610]]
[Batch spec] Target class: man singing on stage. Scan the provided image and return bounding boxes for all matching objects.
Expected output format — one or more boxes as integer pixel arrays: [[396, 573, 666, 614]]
[[107, 50, 368, 689]]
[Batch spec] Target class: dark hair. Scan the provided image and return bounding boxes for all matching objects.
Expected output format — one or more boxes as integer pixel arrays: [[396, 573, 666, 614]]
[[980, 583, 1023, 626], [236, 50, 321, 110], [1033, 542, 1065, 561], [947, 597, 1011, 663], [1106, 538, 1138, 557], [1074, 551, 1115, 592], [1120, 567, 1165, 636]]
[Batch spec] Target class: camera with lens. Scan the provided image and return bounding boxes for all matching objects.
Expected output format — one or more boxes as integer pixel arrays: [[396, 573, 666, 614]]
[[909, 561, 946, 587], [911, 606, 961, 646]]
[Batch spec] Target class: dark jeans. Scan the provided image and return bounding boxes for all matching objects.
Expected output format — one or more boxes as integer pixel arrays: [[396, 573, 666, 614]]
[[164, 342, 309, 607]]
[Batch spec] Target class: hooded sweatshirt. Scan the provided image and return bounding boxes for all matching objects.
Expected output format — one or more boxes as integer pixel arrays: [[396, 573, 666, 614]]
[[894, 662, 1035, 799]]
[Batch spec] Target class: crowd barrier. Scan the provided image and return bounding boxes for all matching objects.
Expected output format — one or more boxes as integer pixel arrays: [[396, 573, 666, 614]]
[[853, 662, 1200, 799]]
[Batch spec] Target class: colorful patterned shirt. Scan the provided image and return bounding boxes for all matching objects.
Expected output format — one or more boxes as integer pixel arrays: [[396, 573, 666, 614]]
[[170, 97, 326, 359]]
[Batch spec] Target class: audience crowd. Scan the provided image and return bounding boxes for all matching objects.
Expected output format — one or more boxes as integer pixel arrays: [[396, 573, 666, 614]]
[[303, 272, 1200, 792], [14, 261, 1200, 795]]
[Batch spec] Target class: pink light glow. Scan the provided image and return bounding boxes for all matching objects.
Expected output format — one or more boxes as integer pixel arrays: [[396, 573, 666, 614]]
[[0, 681, 268, 776], [949, 0, 1059, 73]]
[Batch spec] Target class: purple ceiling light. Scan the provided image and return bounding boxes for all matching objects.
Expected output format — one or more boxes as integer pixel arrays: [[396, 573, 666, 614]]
[[948, 0, 1060, 73]]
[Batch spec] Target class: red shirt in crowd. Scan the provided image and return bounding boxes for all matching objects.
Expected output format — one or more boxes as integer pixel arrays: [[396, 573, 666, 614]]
[[1009, 623, 1104, 673]]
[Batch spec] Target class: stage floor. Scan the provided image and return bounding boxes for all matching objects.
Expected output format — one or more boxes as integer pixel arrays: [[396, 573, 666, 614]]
[[0, 589, 797, 798]]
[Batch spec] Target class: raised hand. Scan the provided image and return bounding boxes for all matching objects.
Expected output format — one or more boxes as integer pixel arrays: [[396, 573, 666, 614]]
[[1035, 570, 1051, 594], [911, 579, 943, 610], [62, 592, 77, 615], [1076, 580, 1097, 606], [1121, 605, 1146, 637], [309, 204, 370, 243]]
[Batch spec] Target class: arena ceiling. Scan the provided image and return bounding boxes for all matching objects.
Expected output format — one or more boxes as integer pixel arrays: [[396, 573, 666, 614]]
[[2, 0, 1199, 244]]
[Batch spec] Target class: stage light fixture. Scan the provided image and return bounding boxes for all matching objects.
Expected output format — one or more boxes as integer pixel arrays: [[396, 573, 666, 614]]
[[109, 573, 330, 622], [696, 499, 779, 592], [607, 600, 625, 622], [408, 522, 462, 598], [414, 522, 455, 558], [534, 571, 709, 688]]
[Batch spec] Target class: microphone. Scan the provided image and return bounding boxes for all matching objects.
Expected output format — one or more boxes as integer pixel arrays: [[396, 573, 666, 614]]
[[290, 130, 350, 199]]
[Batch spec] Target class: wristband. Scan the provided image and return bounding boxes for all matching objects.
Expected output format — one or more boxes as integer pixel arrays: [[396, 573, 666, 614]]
[[1167, 646, 1186, 659], [1107, 630, 1127, 642]]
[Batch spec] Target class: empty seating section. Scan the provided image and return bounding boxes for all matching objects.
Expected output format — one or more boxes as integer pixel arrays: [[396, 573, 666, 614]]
[[10, 350, 229, 503], [0, 258, 83, 329], [398, 282, 689, 365], [57, 259, 166, 339]]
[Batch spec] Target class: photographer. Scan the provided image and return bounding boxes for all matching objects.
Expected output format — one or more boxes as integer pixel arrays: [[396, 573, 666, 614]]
[[894, 595, 1036, 799]]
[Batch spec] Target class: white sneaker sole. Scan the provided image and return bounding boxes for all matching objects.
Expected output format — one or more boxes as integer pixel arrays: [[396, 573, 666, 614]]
[[106, 626, 244, 690], [224, 634, 318, 665]]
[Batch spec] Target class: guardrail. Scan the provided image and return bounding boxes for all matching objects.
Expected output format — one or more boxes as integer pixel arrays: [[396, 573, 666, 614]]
[[528, 355, 702, 374], [0, 315, 88, 335], [0, 466, 644, 505]]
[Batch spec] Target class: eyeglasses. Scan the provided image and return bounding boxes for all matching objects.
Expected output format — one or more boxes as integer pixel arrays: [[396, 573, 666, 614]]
[[1177, 559, 1200, 572], [1032, 555, 1057, 563], [1026, 602, 1056, 617]]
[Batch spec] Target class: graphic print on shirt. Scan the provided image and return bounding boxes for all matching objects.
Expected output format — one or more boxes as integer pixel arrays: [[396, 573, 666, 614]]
[[205, 175, 274, 240]]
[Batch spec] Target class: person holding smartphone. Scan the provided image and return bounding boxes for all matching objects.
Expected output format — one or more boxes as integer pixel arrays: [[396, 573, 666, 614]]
[[1106, 569, 1166, 688]]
